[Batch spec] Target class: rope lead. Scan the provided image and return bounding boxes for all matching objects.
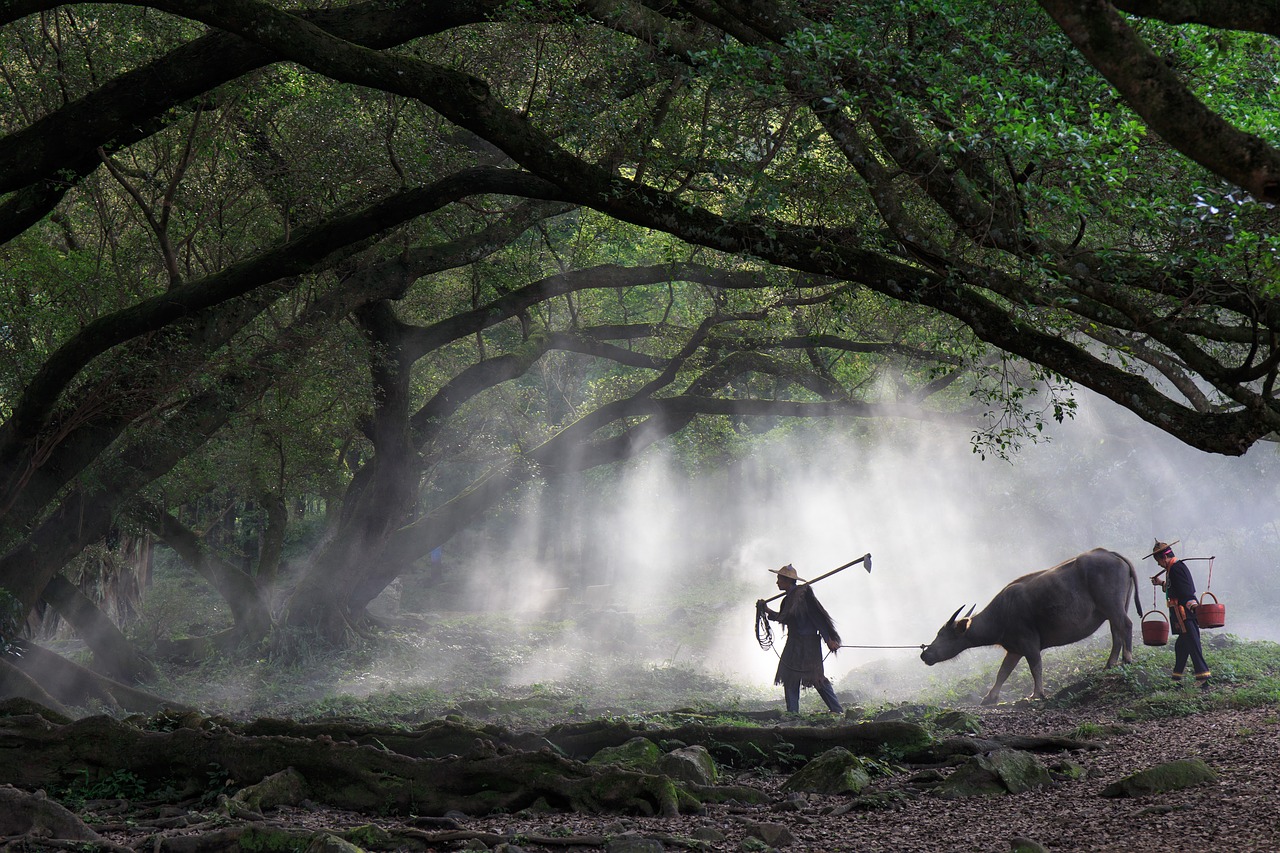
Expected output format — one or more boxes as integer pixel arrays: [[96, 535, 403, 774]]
[[755, 600, 775, 651]]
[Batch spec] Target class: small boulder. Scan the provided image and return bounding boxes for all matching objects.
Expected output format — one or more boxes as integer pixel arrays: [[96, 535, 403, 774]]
[[231, 767, 309, 812], [938, 749, 1052, 798], [304, 835, 366, 853], [744, 822, 795, 847], [589, 737, 662, 772], [658, 745, 718, 785], [780, 747, 872, 795], [1100, 759, 1217, 798], [606, 835, 665, 853], [933, 710, 982, 735]]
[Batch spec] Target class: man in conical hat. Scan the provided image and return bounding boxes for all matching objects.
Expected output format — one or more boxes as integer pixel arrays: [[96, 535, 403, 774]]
[[1147, 540, 1211, 689], [757, 564, 844, 714]]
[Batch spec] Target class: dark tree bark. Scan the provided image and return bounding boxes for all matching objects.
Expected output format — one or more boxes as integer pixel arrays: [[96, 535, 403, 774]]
[[39, 575, 156, 683], [0, 708, 701, 818], [5, 642, 178, 713], [135, 504, 273, 656]]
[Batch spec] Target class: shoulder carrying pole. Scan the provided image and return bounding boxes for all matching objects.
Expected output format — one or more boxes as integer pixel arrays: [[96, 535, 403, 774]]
[[761, 553, 872, 604]]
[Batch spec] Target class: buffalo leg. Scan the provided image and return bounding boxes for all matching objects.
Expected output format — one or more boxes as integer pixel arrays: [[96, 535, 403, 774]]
[[1116, 614, 1136, 660], [1024, 648, 1044, 698], [982, 651, 1023, 705], [1107, 616, 1134, 665]]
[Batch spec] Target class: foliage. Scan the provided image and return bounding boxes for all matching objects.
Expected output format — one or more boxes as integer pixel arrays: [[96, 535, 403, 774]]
[[913, 631, 1280, 721], [59, 768, 147, 808]]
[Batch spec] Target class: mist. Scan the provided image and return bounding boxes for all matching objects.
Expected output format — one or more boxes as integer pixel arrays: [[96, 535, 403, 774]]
[[408, 388, 1279, 707]]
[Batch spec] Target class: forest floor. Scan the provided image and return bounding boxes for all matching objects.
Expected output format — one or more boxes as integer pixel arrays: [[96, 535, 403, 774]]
[[19, 611, 1280, 853], [416, 701, 1280, 853], [69, 680, 1279, 853], [72, 698, 1280, 853]]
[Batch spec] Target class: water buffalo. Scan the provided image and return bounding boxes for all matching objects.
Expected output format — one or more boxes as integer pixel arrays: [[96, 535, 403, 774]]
[[920, 548, 1143, 705]]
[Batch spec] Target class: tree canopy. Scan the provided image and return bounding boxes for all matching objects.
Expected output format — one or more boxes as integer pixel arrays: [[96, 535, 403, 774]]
[[1, 0, 1278, 673]]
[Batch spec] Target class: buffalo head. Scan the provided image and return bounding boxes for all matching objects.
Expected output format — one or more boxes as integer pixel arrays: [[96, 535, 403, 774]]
[[920, 604, 976, 665]]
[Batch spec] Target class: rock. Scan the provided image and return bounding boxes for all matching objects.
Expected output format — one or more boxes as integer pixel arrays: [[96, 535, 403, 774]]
[[906, 768, 945, 788], [588, 736, 662, 772], [937, 749, 1052, 798], [780, 747, 872, 795], [836, 790, 912, 812], [1010, 837, 1048, 853], [690, 826, 726, 842], [304, 835, 367, 853], [231, 766, 308, 812], [1049, 759, 1088, 781], [1100, 759, 1217, 797], [658, 744, 718, 785], [744, 821, 795, 847], [606, 835, 665, 853], [933, 710, 982, 734]]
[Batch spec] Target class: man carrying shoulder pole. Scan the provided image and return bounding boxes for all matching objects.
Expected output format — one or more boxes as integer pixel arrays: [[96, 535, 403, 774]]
[[756, 562, 853, 715], [1147, 539, 1211, 690]]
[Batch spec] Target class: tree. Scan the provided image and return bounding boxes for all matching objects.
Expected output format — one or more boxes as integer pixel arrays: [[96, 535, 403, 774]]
[[1, 0, 1277, 666]]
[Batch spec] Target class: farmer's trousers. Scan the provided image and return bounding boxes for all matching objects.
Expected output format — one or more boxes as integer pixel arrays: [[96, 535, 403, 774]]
[[1172, 613, 1210, 681], [784, 678, 843, 714]]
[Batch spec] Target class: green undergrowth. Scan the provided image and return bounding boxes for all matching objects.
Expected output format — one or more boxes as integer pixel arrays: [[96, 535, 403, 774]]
[[148, 608, 775, 727], [915, 632, 1280, 721], [140, 608, 1280, 731]]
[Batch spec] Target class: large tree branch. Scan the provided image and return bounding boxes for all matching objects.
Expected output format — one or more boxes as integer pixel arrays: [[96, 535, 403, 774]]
[[1038, 0, 1280, 203], [0, 168, 566, 520], [0, 0, 501, 195], [1110, 1, 1280, 36]]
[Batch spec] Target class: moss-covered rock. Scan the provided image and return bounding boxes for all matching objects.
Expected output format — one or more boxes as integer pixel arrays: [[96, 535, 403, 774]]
[[1048, 759, 1088, 781], [230, 767, 309, 813], [1099, 759, 1217, 797], [780, 747, 872, 795], [937, 749, 1052, 798], [657, 744, 717, 785], [588, 736, 662, 772]]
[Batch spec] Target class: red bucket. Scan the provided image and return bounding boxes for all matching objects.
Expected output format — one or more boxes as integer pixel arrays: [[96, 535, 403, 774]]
[[1198, 592, 1225, 629], [1141, 610, 1169, 646]]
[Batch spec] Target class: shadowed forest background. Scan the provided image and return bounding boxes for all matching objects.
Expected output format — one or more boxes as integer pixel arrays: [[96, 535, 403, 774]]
[[1, 0, 1279, 719]]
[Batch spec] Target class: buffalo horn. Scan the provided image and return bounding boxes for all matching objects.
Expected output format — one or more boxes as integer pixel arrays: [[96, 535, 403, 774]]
[[947, 605, 965, 624], [964, 604, 976, 618]]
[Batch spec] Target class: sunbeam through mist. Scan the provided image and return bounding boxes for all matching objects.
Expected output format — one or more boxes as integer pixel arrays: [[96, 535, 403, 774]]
[[394, 388, 1278, 710]]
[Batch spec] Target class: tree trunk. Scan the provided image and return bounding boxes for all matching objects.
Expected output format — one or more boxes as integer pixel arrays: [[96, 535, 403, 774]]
[[6, 641, 181, 714], [0, 657, 70, 715], [280, 301, 422, 644], [256, 490, 288, 586], [138, 503, 273, 653], [40, 574, 155, 682]]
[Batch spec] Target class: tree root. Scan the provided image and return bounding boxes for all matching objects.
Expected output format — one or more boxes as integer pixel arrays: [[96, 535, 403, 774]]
[[0, 784, 131, 852], [5, 642, 187, 714], [0, 704, 705, 818]]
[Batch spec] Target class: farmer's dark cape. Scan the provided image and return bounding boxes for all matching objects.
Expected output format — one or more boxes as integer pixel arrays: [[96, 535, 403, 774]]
[[778, 584, 840, 644], [772, 584, 841, 688]]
